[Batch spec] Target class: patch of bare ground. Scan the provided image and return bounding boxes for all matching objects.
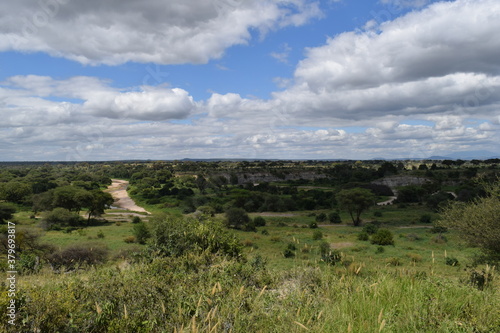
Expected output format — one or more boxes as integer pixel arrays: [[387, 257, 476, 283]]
[[330, 242, 355, 249]]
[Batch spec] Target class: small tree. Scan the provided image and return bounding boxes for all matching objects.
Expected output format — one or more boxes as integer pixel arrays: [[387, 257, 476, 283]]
[[224, 207, 250, 230], [439, 179, 500, 263], [336, 188, 374, 226]]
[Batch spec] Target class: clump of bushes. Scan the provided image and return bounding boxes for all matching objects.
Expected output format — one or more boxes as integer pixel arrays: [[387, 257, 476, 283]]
[[371, 229, 394, 246], [309, 221, 318, 229], [48, 243, 109, 271], [445, 257, 459, 266]]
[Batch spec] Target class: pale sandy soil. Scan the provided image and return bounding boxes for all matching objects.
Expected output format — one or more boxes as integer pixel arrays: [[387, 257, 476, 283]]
[[106, 179, 150, 214]]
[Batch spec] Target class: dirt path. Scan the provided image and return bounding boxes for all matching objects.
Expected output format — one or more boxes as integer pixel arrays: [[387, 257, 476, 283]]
[[106, 179, 150, 214]]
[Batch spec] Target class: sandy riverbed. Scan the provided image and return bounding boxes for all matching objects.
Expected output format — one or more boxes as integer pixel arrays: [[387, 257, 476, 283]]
[[106, 179, 150, 214]]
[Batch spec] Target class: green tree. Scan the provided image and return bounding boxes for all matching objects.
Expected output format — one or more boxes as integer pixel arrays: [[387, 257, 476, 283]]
[[336, 188, 374, 226], [224, 207, 250, 229], [439, 180, 500, 263], [85, 190, 114, 224], [0, 203, 16, 224]]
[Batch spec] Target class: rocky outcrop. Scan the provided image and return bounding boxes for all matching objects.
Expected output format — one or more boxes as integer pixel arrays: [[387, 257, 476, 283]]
[[371, 175, 431, 188]]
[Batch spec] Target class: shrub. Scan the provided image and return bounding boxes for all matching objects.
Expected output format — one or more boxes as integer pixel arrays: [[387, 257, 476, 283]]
[[363, 223, 379, 235], [375, 246, 385, 254], [43, 208, 82, 229], [132, 216, 142, 224], [371, 229, 394, 246], [315, 213, 327, 223], [387, 257, 401, 266], [357, 232, 369, 241], [97, 230, 105, 239], [445, 257, 459, 266], [124, 236, 136, 243], [407, 253, 422, 262], [48, 243, 108, 271], [308, 221, 318, 229], [319, 242, 342, 265], [149, 216, 242, 258], [18, 253, 40, 275], [253, 216, 266, 227], [283, 243, 296, 258], [261, 229, 269, 235], [133, 222, 150, 245], [312, 230, 323, 240], [419, 214, 432, 223], [328, 211, 342, 224]]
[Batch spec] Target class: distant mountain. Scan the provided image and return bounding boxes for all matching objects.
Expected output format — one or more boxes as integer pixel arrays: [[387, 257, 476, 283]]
[[438, 150, 500, 160]]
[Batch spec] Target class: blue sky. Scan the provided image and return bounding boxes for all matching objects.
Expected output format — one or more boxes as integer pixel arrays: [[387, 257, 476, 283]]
[[1, 0, 499, 161]]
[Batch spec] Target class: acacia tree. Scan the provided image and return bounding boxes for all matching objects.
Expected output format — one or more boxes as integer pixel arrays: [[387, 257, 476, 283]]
[[336, 188, 374, 226], [439, 180, 500, 263]]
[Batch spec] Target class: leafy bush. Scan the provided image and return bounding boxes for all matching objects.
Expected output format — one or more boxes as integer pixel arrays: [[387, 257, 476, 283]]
[[97, 230, 105, 239], [133, 222, 150, 244], [308, 221, 318, 229], [43, 208, 83, 229], [261, 229, 269, 235], [357, 232, 369, 241], [328, 211, 342, 224], [283, 243, 296, 258], [445, 257, 459, 266], [48, 243, 109, 271], [312, 230, 323, 240], [131, 216, 142, 224], [149, 215, 242, 258], [253, 216, 266, 227], [315, 213, 327, 223], [124, 236, 136, 243], [363, 223, 379, 235], [375, 246, 385, 254], [371, 229, 394, 246]]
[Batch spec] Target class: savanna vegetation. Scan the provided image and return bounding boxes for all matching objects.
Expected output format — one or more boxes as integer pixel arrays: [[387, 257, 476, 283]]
[[0, 159, 499, 332]]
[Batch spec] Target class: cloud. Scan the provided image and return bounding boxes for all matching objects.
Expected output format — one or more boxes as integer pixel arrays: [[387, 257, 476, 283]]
[[0, 0, 322, 65], [83, 87, 197, 120], [268, 0, 500, 125]]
